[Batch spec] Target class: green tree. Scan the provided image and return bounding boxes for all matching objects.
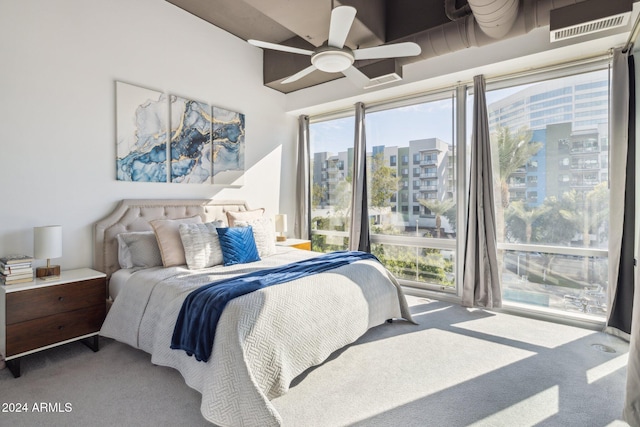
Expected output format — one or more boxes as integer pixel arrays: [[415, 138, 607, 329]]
[[312, 183, 324, 209], [417, 198, 455, 238], [369, 152, 399, 209], [495, 126, 542, 208], [506, 200, 550, 244]]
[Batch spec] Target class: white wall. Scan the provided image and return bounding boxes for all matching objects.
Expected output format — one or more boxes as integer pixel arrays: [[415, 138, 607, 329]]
[[0, 0, 297, 270]]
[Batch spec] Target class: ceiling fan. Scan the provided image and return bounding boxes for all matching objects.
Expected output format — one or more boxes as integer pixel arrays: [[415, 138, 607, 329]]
[[248, 5, 421, 86]]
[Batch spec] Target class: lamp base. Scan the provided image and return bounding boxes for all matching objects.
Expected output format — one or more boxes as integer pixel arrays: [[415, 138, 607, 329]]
[[276, 235, 287, 242], [36, 265, 60, 278]]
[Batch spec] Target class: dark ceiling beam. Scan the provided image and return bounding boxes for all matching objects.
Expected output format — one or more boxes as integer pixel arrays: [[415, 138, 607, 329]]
[[165, 0, 295, 43], [243, 0, 385, 48]]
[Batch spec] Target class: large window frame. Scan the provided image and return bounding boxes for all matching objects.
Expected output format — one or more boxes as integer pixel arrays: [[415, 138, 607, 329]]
[[307, 56, 612, 324]]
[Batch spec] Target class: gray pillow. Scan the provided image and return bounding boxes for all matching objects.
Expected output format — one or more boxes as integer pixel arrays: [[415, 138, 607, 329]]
[[178, 221, 226, 269], [116, 231, 163, 269]]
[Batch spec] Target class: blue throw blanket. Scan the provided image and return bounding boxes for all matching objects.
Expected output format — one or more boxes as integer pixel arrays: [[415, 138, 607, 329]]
[[171, 250, 378, 362]]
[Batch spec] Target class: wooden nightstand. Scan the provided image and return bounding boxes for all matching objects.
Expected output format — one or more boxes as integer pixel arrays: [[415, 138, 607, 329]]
[[276, 238, 312, 251], [0, 268, 106, 378]]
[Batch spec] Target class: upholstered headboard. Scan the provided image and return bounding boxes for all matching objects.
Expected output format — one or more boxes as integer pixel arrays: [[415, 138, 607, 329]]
[[93, 199, 250, 278]]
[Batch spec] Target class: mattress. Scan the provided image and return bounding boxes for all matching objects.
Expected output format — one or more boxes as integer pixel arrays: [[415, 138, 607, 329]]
[[100, 247, 413, 426]]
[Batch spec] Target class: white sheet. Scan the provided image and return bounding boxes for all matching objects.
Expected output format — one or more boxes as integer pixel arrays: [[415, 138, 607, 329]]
[[108, 268, 136, 300], [100, 248, 413, 426]]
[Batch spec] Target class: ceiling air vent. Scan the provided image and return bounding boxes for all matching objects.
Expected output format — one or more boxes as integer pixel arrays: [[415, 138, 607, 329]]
[[550, 0, 632, 42], [364, 73, 402, 89]]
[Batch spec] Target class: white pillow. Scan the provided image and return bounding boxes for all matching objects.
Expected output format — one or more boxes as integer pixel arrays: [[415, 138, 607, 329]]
[[150, 215, 203, 267], [116, 231, 163, 269], [234, 217, 277, 257], [179, 221, 225, 270], [226, 208, 265, 227]]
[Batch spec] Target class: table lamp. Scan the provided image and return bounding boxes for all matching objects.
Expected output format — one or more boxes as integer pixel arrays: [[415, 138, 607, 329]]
[[275, 214, 287, 242], [34, 225, 62, 278]]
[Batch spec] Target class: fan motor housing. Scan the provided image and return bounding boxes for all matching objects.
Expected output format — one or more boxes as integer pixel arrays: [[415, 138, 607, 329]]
[[311, 46, 355, 72]]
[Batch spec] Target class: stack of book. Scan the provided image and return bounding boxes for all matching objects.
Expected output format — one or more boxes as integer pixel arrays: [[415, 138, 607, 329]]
[[0, 255, 34, 285]]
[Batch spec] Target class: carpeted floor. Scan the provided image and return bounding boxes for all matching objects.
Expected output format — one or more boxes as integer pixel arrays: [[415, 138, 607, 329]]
[[0, 296, 630, 427]]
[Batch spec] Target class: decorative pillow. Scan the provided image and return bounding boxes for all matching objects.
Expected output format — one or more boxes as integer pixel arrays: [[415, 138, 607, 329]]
[[216, 226, 261, 266], [116, 231, 163, 269], [150, 215, 203, 267], [178, 221, 225, 270], [226, 208, 265, 227], [234, 217, 276, 257]]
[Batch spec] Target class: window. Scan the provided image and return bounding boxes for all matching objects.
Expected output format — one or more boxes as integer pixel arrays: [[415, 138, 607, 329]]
[[487, 68, 609, 319], [366, 95, 457, 290], [308, 60, 611, 323], [309, 116, 354, 252]]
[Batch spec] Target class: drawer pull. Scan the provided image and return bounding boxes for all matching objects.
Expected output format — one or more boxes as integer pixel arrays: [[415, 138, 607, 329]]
[[58, 325, 64, 330], [58, 297, 64, 302]]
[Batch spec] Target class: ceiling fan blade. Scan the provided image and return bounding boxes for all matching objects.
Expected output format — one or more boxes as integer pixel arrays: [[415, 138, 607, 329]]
[[248, 39, 313, 56], [341, 65, 370, 87], [282, 65, 318, 84], [328, 6, 356, 48], [353, 42, 421, 61]]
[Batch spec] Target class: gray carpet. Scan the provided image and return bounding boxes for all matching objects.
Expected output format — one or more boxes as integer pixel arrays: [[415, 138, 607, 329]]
[[0, 296, 630, 427]]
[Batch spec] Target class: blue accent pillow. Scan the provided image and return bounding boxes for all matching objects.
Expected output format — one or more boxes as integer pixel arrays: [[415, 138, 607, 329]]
[[216, 226, 261, 266]]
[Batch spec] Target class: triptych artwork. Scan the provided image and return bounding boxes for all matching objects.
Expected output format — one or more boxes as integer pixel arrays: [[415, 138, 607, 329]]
[[116, 81, 245, 185]]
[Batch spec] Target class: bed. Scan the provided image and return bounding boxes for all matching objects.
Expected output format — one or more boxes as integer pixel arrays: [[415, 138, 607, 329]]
[[95, 199, 414, 426]]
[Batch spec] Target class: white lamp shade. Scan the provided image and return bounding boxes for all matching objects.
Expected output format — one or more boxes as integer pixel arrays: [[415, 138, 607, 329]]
[[274, 214, 288, 234], [34, 225, 62, 260]]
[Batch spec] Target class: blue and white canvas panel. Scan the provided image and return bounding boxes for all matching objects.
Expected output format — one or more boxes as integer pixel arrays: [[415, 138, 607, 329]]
[[169, 95, 213, 183], [213, 107, 245, 186], [116, 82, 168, 182]]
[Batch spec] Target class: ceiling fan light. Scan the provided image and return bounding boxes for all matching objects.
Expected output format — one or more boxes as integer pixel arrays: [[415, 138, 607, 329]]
[[311, 51, 354, 73]]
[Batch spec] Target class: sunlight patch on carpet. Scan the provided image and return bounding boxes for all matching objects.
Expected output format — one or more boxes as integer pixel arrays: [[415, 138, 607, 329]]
[[468, 385, 559, 427], [587, 353, 628, 384]]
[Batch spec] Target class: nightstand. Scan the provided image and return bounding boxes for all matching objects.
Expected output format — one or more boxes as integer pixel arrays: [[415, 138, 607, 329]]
[[276, 238, 312, 251], [0, 268, 106, 378]]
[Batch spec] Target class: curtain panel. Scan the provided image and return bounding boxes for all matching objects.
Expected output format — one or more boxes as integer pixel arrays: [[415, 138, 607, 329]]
[[461, 75, 502, 308], [349, 102, 370, 252], [606, 48, 633, 339], [623, 52, 639, 427], [295, 115, 311, 240]]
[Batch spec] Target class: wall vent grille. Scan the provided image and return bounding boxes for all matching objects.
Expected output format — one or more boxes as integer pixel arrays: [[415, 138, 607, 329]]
[[364, 73, 402, 89], [551, 13, 630, 42]]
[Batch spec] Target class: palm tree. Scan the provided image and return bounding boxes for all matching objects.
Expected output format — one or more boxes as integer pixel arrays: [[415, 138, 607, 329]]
[[417, 198, 455, 238], [558, 183, 609, 280], [506, 200, 550, 277], [495, 126, 543, 208], [506, 200, 550, 244]]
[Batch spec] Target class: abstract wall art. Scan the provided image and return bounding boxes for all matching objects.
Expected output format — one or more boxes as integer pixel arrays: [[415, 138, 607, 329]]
[[213, 107, 245, 186], [115, 81, 245, 185], [169, 96, 213, 183], [116, 81, 168, 182]]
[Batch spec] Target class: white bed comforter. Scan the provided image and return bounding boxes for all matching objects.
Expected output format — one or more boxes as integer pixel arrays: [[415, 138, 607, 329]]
[[100, 248, 413, 426]]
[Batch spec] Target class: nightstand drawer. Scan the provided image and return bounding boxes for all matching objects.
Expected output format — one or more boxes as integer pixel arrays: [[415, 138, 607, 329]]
[[6, 304, 105, 357], [6, 278, 105, 325]]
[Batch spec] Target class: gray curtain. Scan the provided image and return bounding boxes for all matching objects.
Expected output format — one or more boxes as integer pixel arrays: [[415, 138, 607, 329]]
[[622, 52, 639, 427], [461, 75, 501, 308], [606, 48, 632, 339], [349, 102, 370, 252], [295, 115, 311, 240]]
